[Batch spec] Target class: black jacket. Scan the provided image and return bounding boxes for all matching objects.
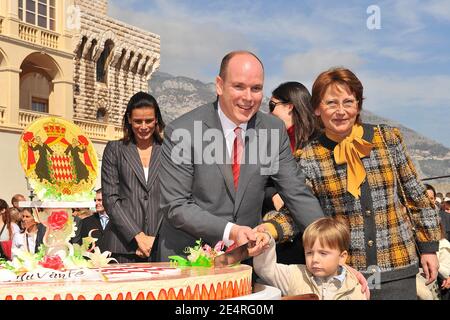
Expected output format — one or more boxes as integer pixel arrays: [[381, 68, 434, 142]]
[[78, 212, 111, 252]]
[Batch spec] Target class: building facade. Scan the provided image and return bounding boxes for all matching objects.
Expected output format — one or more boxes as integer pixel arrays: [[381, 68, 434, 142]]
[[0, 0, 160, 199]]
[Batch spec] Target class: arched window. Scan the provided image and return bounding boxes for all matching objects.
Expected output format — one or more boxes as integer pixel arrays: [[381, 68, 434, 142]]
[[96, 40, 114, 83], [20, 72, 51, 112], [96, 107, 108, 122], [76, 36, 88, 60]]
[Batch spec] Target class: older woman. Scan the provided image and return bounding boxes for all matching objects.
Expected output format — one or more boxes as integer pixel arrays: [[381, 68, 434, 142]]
[[264, 68, 441, 299], [102, 92, 165, 263]]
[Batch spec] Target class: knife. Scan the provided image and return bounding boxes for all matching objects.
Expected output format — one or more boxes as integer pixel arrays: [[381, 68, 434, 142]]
[[213, 241, 255, 268]]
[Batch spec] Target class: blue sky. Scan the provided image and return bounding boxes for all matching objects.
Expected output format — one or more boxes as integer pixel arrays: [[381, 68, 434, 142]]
[[108, 0, 450, 147]]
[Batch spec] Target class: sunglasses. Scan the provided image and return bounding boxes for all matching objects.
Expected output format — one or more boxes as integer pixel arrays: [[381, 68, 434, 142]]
[[269, 100, 288, 112]]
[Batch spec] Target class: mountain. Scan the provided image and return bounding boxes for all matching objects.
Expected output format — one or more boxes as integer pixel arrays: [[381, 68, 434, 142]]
[[149, 72, 450, 188], [149, 72, 217, 122]]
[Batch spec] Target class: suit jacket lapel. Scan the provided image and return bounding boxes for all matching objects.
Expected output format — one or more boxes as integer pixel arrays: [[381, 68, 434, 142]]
[[35, 223, 46, 252], [122, 142, 147, 189], [203, 102, 236, 201], [234, 113, 260, 215], [146, 143, 161, 189], [93, 212, 103, 234]]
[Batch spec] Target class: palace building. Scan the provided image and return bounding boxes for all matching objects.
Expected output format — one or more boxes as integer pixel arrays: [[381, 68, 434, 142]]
[[0, 0, 160, 198]]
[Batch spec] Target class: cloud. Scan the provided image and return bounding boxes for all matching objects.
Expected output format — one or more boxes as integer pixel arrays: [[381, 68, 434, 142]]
[[108, 1, 253, 81], [104, 0, 450, 146], [358, 72, 450, 114], [383, 0, 426, 35], [360, 72, 450, 145], [377, 47, 423, 63], [424, 0, 450, 22], [281, 50, 365, 81]]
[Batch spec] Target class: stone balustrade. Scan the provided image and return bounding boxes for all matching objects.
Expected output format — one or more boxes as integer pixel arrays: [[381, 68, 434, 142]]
[[18, 109, 51, 128], [73, 118, 123, 141], [73, 118, 108, 139], [18, 23, 59, 49], [15, 110, 121, 142], [0, 106, 6, 124], [113, 125, 124, 140], [40, 29, 59, 49]]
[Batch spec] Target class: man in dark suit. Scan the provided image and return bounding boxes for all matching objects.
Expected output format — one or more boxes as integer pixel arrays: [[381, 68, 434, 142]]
[[78, 189, 110, 251], [156, 51, 324, 260]]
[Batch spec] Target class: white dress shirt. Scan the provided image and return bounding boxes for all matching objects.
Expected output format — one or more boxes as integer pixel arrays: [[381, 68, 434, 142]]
[[218, 105, 247, 159], [143, 166, 149, 182], [12, 231, 37, 257], [0, 223, 20, 241], [217, 103, 247, 247]]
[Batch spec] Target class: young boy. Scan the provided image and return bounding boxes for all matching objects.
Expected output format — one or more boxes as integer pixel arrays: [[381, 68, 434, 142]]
[[252, 217, 367, 300]]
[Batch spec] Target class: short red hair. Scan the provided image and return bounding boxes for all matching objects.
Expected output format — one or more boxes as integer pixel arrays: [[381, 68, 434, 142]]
[[311, 68, 364, 124]]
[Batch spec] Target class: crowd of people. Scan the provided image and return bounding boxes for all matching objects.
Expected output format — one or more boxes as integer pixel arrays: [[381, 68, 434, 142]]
[[1, 50, 449, 300], [0, 189, 109, 260]]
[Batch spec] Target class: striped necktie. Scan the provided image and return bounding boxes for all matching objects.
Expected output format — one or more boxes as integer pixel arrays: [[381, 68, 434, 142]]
[[232, 127, 244, 190]]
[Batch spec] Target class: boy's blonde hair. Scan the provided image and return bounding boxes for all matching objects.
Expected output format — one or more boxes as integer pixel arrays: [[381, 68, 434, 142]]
[[302, 217, 350, 252]]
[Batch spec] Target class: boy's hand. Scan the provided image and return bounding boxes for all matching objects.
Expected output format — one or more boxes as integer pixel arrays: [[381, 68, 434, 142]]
[[248, 232, 271, 257], [253, 223, 278, 240], [441, 277, 450, 289]]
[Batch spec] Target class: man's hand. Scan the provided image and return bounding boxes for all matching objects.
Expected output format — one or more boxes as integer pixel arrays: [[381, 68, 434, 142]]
[[345, 265, 370, 300], [229, 225, 256, 247], [421, 253, 439, 285], [272, 193, 284, 211], [134, 232, 155, 257]]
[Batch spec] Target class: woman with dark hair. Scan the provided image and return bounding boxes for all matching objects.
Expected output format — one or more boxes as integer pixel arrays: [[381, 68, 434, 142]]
[[102, 92, 165, 263], [0, 199, 20, 260], [11, 208, 39, 258], [269, 81, 318, 153], [263, 82, 319, 264], [263, 68, 441, 299]]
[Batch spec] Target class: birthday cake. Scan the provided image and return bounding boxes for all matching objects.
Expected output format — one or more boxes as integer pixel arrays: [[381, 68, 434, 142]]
[[0, 263, 252, 300], [1, 116, 253, 300]]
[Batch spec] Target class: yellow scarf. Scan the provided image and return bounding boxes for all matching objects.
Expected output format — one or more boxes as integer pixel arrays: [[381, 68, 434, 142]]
[[326, 124, 373, 198]]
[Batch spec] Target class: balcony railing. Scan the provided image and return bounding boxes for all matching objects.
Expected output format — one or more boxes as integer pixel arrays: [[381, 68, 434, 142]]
[[73, 118, 123, 141], [16, 110, 122, 141], [0, 106, 6, 124], [113, 125, 124, 140], [73, 118, 108, 139], [18, 22, 59, 49], [18, 109, 54, 128]]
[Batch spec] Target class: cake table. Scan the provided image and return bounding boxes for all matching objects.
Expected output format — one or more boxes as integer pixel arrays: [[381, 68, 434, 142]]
[[0, 262, 252, 300]]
